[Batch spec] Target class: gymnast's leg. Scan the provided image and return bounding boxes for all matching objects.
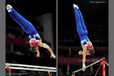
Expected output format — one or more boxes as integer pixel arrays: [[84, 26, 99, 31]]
[[6, 4, 38, 36], [73, 4, 84, 37], [78, 8, 88, 34]]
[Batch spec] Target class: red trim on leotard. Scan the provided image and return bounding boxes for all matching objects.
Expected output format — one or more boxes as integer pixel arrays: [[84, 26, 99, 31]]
[[30, 41, 38, 46], [86, 44, 93, 50]]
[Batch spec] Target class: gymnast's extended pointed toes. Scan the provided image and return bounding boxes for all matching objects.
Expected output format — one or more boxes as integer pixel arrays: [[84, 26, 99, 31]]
[[6, 4, 13, 12], [73, 4, 79, 9]]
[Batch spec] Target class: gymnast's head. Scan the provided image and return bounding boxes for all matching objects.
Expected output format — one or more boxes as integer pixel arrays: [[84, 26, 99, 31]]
[[31, 45, 38, 52], [86, 44, 95, 56], [79, 46, 95, 56], [88, 48, 95, 56]]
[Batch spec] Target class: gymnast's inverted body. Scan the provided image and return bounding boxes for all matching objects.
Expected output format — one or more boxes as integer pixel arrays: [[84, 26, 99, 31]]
[[6, 4, 56, 59], [73, 4, 95, 71]]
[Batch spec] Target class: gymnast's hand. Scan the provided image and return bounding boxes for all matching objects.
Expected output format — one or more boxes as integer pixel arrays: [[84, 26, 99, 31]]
[[36, 52, 40, 58], [82, 64, 86, 71], [50, 53, 56, 59]]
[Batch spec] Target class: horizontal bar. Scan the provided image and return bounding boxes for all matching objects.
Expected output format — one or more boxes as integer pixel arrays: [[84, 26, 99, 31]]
[[5, 66, 56, 72], [72, 57, 105, 73], [6, 63, 56, 70]]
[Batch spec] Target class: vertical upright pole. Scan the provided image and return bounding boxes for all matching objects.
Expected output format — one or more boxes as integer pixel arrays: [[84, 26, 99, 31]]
[[72, 73, 75, 76], [102, 60, 106, 76], [9, 71, 11, 76], [48, 72, 52, 76]]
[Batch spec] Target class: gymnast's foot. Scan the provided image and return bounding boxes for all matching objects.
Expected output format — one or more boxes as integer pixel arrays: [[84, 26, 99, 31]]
[[73, 4, 79, 9], [6, 4, 12, 12]]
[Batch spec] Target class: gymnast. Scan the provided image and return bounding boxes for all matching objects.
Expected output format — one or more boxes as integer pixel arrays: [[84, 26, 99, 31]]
[[6, 4, 56, 59], [73, 4, 95, 71]]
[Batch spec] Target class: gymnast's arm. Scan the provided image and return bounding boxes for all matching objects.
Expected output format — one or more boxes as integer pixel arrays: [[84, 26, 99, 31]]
[[38, 40, 56, 59], [35, 46, 40, 57], [82, 45, 87, 71]]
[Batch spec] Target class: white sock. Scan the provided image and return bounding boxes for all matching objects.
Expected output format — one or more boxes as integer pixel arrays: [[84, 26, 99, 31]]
[[73, 4, 79, 9], [6, 4, 13, 12]]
